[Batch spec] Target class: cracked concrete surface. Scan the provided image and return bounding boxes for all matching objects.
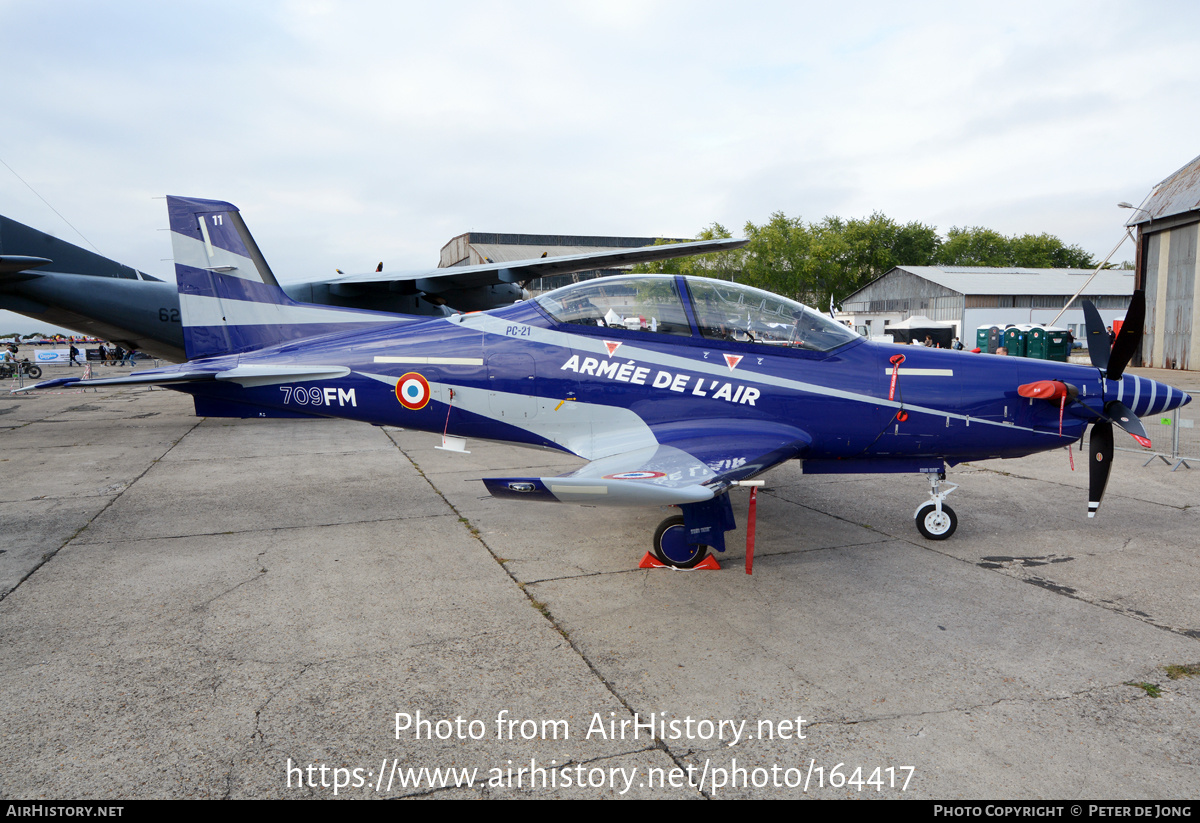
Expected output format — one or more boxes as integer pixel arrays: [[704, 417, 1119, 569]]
[[1, 378, 1198, 799]]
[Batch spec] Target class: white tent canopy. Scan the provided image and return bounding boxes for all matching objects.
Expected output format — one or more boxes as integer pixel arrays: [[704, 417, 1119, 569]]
[[885, 315, 956, 331]]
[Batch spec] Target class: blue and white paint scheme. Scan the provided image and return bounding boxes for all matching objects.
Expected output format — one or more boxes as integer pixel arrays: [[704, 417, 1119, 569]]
[[19, 196, 1192, 569]]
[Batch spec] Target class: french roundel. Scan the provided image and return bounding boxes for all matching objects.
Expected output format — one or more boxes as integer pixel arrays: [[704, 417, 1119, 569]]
[[396, 372, 431, 410], [603, 471, 666, 480]]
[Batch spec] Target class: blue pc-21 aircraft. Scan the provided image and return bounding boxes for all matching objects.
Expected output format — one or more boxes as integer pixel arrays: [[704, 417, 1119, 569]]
[[19, 196, 1193, 570]]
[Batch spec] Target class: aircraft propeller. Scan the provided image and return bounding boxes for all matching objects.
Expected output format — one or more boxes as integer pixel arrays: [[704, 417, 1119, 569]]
[[1016, 290, 1148, 518]]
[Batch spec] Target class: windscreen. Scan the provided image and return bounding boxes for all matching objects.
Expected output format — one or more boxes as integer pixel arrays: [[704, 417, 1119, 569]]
[[685, 278, 859, 351]]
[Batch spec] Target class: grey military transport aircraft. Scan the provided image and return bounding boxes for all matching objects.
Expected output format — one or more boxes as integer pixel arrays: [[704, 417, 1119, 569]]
[[0, 212, 744, 360]]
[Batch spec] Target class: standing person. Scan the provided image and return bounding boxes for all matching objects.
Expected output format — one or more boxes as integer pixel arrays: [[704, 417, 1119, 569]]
[[96, 343, 107, 366], [69, 343, 80, 366], [952, 337, 964, 350]]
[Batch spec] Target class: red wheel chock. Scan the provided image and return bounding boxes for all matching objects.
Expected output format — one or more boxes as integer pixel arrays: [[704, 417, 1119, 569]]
[[639, 553, 721, 570]]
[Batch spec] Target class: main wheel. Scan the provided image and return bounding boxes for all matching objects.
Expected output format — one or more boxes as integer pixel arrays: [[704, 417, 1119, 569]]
[[26, 365, 41, 379], [652, 515, 708, 569], [916, 503, 957, 540]]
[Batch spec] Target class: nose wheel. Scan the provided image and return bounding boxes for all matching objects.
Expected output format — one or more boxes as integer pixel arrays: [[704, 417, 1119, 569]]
[[916, 502, 957, 539], [914, 471, 958, 540], [652, 515, 710, 569]]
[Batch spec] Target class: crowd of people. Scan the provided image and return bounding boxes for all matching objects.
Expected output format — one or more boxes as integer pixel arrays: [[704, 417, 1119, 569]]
[[2, 337, 139, 369], [82, 343, 139, 367]]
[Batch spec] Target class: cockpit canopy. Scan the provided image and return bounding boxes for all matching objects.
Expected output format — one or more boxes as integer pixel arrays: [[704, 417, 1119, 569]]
[[534, 275, 859, 352]]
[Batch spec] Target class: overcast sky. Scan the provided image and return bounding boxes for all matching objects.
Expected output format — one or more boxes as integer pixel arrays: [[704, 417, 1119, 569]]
[[3, 0, 1199, 335]]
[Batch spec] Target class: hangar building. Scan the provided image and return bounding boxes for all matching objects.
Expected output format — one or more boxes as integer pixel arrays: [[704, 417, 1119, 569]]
[[837, 266, 1133, 343], [1125, 153, 1200, 370]]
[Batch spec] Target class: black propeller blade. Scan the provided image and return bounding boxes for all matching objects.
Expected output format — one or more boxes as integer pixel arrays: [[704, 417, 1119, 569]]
[[1081, 299, 1110, 373], [1107, 290, 1145, 380], [1079, 289, 1148, 517], [1088, 420, 1113, 519], [1081, 290, 1145, 380], [1105, 399, 1151, 448]]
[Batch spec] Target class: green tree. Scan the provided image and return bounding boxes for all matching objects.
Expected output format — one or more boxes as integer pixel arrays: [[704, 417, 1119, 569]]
[[938, 227, 1095, 268], [1008, 233, 1094, 268], [634, 212, 1091, 308], [631, 222, 744, 279], [937, 227, 1012, 266], [739, 212, 815, 299], [739, 212, 941, 308], [826, 212, 941, 296]]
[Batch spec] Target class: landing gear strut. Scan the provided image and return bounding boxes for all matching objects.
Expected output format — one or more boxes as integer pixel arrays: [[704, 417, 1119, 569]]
[[914, 471, 958, 540]]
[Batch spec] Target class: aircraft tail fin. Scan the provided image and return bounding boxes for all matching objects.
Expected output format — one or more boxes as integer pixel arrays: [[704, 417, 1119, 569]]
[[167, 196, 401, 360], [0, 214, 157, 280]]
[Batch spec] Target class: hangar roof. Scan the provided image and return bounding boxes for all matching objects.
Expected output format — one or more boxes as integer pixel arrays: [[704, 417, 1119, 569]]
[[887, 266, 1134, 296], [1124, 153, 1200, 227]]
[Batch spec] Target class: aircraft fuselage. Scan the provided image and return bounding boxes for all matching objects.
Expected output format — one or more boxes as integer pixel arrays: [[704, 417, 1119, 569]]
[[170, 290, 1178, 475]]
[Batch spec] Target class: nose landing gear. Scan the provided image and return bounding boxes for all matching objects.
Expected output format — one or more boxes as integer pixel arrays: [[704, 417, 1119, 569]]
[[914, 471, 958, 540]]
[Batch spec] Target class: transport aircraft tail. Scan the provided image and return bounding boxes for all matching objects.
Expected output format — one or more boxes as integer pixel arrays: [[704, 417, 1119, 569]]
[[0, 213, 156, 281], [167, 196, 405, 360]]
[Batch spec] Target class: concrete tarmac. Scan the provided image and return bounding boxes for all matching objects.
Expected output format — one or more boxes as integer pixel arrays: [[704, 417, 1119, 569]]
[[1, 370, 1197, 799]]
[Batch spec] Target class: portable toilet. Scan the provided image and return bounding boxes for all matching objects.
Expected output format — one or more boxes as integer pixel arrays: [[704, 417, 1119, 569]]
[[1042, 326, 1072, 362], [1003, 326, 1028, 357], [1025, 326, 1048, 359], [976, 325, 1001, 354]]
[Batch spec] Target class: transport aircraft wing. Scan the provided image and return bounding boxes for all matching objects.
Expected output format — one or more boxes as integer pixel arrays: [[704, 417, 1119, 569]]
[[1, 212, 746, 360], [311, 237, 749, 292]]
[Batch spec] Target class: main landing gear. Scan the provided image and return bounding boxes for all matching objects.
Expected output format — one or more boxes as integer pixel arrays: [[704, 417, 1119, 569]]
[[914, 471, 958, 540], [650, 496, 736, 569], [652, 515, 709, 569]]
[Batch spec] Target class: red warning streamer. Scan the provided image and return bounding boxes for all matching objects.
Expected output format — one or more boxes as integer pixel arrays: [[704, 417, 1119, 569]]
[[888, 354, 904, 402], [745, 487, 757, 575], [442, 388, 456, 441]]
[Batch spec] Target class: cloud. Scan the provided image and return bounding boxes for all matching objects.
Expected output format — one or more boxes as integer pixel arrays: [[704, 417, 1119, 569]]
[[1, 0, 1198, 300]]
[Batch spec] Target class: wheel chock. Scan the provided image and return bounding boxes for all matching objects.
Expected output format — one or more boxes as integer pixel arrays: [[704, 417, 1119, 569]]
[[639, 553, 722, 570]]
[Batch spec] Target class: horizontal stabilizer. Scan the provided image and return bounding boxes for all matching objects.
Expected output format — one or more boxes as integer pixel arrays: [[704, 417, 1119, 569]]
[[0, 255, 52, 275], [14, 364, 351, 394], [12, 369, 219, 393]]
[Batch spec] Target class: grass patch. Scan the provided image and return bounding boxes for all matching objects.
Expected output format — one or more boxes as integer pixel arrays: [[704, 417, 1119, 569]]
[[1164, 663, 1200, 681], [1125, 681, 1162, 698]]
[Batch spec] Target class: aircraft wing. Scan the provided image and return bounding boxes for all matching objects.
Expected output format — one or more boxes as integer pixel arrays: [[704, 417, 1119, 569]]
[[483, 418, 810, 506], [306, 237, 748, 293]]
